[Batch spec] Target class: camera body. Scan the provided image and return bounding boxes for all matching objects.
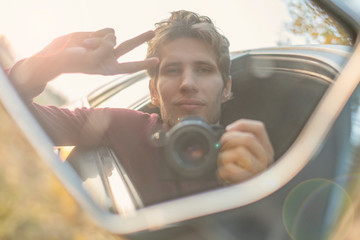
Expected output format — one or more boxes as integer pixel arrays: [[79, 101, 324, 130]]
[[155, 116, 224, 180]]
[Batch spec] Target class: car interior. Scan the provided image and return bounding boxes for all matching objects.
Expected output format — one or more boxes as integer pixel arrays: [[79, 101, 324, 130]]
[[220, 52, 335, 160], [141, 51, 336, 160]]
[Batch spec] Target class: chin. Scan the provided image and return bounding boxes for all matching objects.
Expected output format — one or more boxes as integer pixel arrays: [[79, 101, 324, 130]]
[[162, 110, 219, 127]]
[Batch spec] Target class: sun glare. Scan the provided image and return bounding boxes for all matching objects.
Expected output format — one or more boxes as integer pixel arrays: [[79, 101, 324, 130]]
[[1, 0, 290, 101]]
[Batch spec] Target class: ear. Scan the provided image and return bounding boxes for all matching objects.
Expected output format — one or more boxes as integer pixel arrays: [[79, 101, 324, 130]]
[[221, 76, 232, 103], [149, 78, 160, 107]]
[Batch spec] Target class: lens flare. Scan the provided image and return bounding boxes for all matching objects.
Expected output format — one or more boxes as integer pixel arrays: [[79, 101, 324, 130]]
[[282, 179, 354, 240]]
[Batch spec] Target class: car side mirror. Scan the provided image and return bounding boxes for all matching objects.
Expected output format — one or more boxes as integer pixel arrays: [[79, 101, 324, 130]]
[[0, 0, 359, 239]]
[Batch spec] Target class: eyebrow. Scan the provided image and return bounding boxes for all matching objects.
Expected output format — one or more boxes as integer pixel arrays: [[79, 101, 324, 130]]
[[194, 61, 217, 67], [161, 60, 217, 68], [161, 61, 181, 68]]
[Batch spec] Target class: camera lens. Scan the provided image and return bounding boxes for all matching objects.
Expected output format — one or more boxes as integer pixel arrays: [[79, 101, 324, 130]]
[[163, 117, 221, 179], [175, 131, 209, 167]]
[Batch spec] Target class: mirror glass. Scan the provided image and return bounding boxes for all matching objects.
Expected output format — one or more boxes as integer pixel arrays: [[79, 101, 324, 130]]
[[0, 0, 354, 216]]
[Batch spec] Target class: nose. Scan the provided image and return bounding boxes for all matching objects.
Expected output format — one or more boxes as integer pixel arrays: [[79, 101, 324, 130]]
[[179, 68, 198, 94]]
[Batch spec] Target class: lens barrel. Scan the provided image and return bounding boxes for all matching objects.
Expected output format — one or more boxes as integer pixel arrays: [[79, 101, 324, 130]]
[[163, 117, 222, 179]]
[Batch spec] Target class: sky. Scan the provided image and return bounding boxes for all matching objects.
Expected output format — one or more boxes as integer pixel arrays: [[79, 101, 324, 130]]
[[0, 0, 331, 101], [1, 0, 290, 59]]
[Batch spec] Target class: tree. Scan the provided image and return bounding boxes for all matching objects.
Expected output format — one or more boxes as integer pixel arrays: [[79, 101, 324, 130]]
[[281, 0, 352, 45]]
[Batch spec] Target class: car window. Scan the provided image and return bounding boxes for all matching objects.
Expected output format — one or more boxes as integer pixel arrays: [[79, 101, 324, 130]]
[[95, 74, 150, 109]]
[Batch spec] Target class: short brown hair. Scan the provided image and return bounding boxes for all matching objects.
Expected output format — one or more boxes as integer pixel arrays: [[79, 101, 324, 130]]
[[146, 10, 231, 82]]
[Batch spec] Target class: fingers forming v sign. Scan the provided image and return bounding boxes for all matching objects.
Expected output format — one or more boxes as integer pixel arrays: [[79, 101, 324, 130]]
[[83, 29, 159, 75], [45, 28, 159, 76], [111, 30, 159, 74]]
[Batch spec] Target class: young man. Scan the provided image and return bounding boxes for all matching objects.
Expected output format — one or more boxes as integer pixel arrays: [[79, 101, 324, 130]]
[[7, 10, 273, 205]]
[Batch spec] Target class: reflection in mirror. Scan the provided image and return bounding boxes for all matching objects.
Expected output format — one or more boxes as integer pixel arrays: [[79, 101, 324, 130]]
[[1, 0, 354, 215]]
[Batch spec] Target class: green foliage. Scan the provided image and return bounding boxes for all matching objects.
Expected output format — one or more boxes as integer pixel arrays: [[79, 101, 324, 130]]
[[284, 0, 352, 45]]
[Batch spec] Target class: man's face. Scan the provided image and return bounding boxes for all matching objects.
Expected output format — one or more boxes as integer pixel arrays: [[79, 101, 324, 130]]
[[150, 37, 231, 128]]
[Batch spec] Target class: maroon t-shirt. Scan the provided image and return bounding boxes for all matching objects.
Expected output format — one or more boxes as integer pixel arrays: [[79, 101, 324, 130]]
[[6, 65, 221, 206]]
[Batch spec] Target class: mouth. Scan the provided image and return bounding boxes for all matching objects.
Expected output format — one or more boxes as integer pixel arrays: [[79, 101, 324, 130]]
[[175, 99, 206, 111]]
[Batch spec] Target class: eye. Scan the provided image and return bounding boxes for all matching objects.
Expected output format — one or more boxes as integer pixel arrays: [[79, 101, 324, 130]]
[[197, 65, 213, 74], [199, 68, 210, 73], [161, 66, 182, 76], [168, 68, 181, 74]]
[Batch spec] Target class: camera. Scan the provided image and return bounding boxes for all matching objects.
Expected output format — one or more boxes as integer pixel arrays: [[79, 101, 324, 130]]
[[153, 116, 224, 179]]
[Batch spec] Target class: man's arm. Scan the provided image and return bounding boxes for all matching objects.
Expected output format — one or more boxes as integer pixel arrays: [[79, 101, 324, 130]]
[[5, 29, 159, 146], [217, 119, 274, 184], [7, 28, 159, 100]]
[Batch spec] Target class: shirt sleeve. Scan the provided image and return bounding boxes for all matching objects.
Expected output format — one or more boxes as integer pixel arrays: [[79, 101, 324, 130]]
[[29, 103, 160, 148], [4, 61, 160, 147], [5, 59, 47, 101]]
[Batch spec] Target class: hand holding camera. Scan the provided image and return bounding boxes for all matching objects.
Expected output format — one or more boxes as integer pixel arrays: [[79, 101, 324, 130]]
[[154, 117, 274, 183], [217, 119, 274, 184]]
